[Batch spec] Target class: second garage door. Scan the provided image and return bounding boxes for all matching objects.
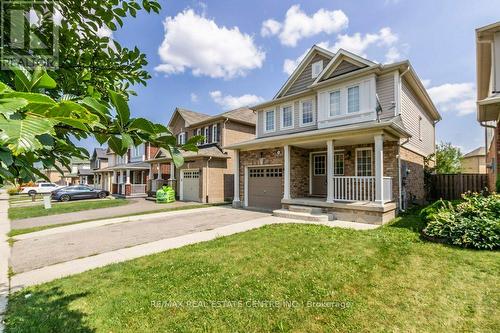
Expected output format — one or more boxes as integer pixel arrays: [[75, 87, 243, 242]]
[[248, 166, 283, 210], [182, 169, 200, 202]]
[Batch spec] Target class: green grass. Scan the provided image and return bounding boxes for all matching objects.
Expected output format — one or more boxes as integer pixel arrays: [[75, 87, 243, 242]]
[[4, 213, 499, 332], [8, 199, 130, 220], [8, 204, 222, 237]]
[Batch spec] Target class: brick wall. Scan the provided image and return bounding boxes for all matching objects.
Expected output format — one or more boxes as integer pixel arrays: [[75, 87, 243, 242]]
[[290, 146, 309, 197], [400, 146, 425, 204]]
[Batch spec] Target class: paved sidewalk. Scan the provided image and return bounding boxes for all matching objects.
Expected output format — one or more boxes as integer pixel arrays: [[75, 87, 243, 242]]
[[10, 199, 201, 229], [10, 212, 378, 290], [0, 190, 11, 333]]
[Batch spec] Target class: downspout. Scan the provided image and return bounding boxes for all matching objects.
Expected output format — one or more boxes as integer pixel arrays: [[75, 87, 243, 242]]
[[480, 121, 497, 175], [206, 156, 213, 203], [398, 137, 411, 212]]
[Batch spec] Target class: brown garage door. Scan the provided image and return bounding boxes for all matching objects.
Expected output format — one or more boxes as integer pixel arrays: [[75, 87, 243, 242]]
[[248, 166, 283, 210]]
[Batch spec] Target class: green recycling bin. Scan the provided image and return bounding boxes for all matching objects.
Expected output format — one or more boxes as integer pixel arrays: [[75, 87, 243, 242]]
[[156, 186, 176, 203]]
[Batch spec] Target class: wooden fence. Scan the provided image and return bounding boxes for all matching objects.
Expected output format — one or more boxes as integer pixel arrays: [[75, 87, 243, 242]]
[[430, 174, 488, 200]]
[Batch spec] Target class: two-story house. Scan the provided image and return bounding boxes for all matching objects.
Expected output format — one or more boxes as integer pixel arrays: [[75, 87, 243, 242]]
[[225, 46, 441, 224], [476, 22, 500, 191], [89, 148, 108, 189], [147, 107, 256, 203], [93, 144, 159, 198]]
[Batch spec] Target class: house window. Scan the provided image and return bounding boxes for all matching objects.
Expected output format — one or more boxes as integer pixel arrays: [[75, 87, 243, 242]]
[[334, 152, 344, 176], [300, 100, 313, 125], [313, 155, 326, 176], [131, 144, 144, 159], [196, 128, 201, 136], [177, 132, 186, 145], [204, 127, 209, 144], [356, 149, 372, 176], [329, 90, 341, 116], [281, 105, 293, 129], [264, 110, 275, 132], [212, 125, 218, 143], [347, 86, 360, 113], [311, 60, 323, 78]]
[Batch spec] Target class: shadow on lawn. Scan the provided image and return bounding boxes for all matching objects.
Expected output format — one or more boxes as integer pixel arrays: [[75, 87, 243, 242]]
[[387, 208, 426, 233], [5, 287, 94, 332]]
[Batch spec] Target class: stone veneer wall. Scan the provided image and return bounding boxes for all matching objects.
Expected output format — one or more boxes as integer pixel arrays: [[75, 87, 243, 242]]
[[238, 147, 284, 204], [399, 146, 425, 204], [290, 146, 309, 198]]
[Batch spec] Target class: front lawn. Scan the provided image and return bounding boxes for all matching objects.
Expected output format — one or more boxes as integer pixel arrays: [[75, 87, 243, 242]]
[[8, 199, 130, 220], [5, 213, 499, 332]]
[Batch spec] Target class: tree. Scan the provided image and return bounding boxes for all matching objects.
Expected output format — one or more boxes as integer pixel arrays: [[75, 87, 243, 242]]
[[433, 142, 463, 174]]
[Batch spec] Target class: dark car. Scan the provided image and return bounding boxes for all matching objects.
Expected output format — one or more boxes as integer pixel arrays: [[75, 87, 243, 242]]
[[51, 185, 110, 202]]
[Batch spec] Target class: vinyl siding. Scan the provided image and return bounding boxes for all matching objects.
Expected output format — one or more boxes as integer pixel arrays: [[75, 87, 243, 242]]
[[257, 95, 318, 138], [328, 60, 364, 79], [376, 73, 396, 120], [400, 78, 435, 156], [284, 54, 330, 97]]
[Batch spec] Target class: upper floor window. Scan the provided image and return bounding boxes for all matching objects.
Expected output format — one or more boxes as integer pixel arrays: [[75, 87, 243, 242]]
[[356, 148, 372, 176], [211, 125, 219, 143], [204, 127, 209, 144], [131, 144, 144, 159], [281, 105, 293, 129], [177, 132, 186, 145], [311, 60, 323, 78], [347, 86, 360, 113], [300, 100, 313, 126], [264, 110, 275, 132], [329, 90, 341, 117]]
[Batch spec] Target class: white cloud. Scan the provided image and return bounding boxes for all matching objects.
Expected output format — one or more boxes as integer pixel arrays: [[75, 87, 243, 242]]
[[282, 28, 400, 75], [421, 79, 431, 88], [210, 91, 264, 110], [155, 9, 265, 79], [261, 5, 348, 47], [427, 83, 476, 116], [190, 93, 199, 103], [261, 19, 282, 37]]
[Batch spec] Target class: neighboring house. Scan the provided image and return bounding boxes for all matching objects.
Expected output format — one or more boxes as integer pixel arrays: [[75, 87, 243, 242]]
[[89, 148, 108, 188], [225, 46, 441, 224], [462, 147, 486, 174], [92, 144, 158, 198], [476, 22, 500, 191], [39, 158, 91, 185], [146, 107, 256, 203]]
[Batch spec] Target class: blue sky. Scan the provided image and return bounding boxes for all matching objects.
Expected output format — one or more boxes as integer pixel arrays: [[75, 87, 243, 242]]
[[82, 0, 500, 154]]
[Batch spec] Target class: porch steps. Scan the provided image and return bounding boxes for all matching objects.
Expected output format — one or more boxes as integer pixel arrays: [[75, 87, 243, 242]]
[[273, 208, 332, 222], [288, 205, 323, 215]]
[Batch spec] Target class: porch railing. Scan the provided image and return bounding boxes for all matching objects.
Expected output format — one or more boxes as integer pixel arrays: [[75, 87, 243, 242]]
[[130, 184, 146, 194], [333, 176, 392, 202]]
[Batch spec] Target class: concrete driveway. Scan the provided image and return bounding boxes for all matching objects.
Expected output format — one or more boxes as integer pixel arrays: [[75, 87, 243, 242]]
[[10, 207, 269, 274]]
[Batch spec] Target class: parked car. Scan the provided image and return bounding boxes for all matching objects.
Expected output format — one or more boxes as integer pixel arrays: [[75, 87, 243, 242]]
[[51, 185, 110, 202], [21, 182, 63, 195]]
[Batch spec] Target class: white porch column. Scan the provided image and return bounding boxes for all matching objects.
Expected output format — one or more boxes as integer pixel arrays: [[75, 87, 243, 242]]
[[156, 163, 161, 179], [327, 140, 335, 203], [232, 150, 240, 207], [169, 161, 175, 180], [374, 134, 384, 204], [126, 169, 131, 184], [148, 163, 152, 180], [112, 171, 116, 184], [283, 145, 291, 200]]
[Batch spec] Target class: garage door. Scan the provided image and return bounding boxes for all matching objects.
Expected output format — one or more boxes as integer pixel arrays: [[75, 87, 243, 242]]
[[248, 166, 283, 210], [182, 169, 200, 202]]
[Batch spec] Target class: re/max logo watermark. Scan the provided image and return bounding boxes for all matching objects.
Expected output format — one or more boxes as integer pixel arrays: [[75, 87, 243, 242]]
[[0, 0, 59, 69]]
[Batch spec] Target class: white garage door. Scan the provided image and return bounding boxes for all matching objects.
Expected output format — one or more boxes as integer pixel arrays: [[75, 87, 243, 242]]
[[181, 169, 200, 202]]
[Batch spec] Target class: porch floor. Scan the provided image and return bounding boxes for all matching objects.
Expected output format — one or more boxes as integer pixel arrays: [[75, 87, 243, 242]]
[[281, 197, 396, 213]]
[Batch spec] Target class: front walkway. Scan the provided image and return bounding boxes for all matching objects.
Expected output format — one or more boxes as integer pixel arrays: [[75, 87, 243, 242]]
[[10, 199, 200, 229], [9, 207, 377, 290]]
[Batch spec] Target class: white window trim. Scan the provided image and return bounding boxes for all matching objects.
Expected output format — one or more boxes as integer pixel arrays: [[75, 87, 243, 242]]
[[263, 109, 276, 133], [177, 132, 186, 145], [334, 152, 345, 176], [355, 147, 373, 176], [211, 124, 218, 143], [196, 128, 201, 136], [347, 84, 361, 114], [328, 90, 341, 118], [203, 127, 209, 144], [280, 104, 294, 130], [311, 60, 323, 78], [299, 99, 315, 127]]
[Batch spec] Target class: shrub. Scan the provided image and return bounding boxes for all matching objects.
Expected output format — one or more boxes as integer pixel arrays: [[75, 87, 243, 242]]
[[7, 187, 20, 195], [422, 192, 500, 250]]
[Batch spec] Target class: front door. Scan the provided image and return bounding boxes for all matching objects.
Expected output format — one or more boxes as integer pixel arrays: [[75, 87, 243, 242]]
[[311, 153, 327, 196]]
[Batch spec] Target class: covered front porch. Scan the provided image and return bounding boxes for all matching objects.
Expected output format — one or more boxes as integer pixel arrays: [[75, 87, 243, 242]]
[[111, 163, 150, 198], [231, 122, 408, 224]]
